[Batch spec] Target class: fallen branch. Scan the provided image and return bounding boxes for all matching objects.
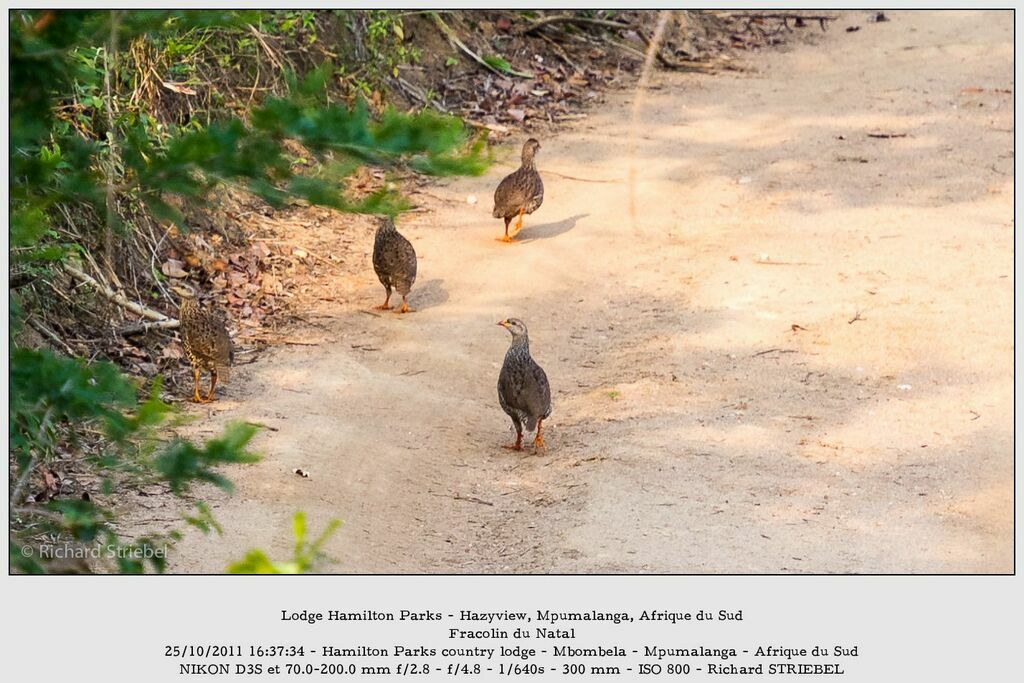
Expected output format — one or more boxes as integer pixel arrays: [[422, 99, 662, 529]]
[[517, 14, 633, 36], [752, 348, 797, 357], [120, 319, 180, 336], [724, 13, 837, 31], [432, 13, 532, 78], [27, 317, 76, 356], [64, 263, 174, 323]]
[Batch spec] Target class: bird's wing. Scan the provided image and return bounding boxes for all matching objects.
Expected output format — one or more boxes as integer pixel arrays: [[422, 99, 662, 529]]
[[509, 358, 550, 420], [494, 170, 532, 213], [213, 324, 233, 366], [528, 361, 552, 418], [497, 365, 518, 417], [398, 233, 417, 281]]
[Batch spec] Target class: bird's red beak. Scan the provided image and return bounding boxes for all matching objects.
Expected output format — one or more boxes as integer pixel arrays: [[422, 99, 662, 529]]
[[497, 320, 508, 328]]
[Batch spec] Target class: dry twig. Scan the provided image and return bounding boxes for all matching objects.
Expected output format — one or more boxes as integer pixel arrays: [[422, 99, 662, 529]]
[[120, 320, 181, 336], [64, 263, 176, 324], [27, 318, 76, 355], [517, 14, 633, 35], [723, 13, 838, 31]]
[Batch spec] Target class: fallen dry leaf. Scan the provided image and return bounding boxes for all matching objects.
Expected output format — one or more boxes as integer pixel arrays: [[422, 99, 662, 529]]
[[161, 259, 188, 278]]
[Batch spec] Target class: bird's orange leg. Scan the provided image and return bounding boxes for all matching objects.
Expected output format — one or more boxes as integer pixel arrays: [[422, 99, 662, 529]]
[[510, 207, 525, 237], [497, 216, 513, 243], [396, 295, 415, 314], [373, 290, 392, 311], [191, 367, 202, 403], [205, 370, 218, 403], [502, 431, 523, 451], [533, 420, 546, 451]]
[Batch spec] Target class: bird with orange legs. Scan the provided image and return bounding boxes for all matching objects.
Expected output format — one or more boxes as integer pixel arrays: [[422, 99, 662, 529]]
[[496, 318, 552, 451], [172, 284, 233, 403], [371, 215, 418, 314], [492, 138, 544, 242]]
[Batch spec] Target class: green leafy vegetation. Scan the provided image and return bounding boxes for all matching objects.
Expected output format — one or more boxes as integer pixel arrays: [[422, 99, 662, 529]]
[[8, 9, 489, 573], [227, 512, 341, 574], [482, 54, 535, 78], [8, 329, 261, 573], [363, 10, 421, 80]]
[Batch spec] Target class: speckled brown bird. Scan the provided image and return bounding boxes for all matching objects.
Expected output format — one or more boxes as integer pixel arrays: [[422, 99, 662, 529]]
[[497, 318, 552, 451], [492, 138, 544, 242], [172, 284, 233, 403], [372, 216, 417, 313]]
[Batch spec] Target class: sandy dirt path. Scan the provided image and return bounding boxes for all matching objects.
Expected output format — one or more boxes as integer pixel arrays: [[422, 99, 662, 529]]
[[138, 10, 1012, 573]]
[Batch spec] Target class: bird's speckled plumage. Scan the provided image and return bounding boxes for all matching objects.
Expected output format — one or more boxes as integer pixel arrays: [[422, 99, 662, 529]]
[[497, 318, 551, 450], [179, 297, 233, 374], [176, 285, 232, 402], [372, 216, 417, 312], [493, 139, 544, 240]]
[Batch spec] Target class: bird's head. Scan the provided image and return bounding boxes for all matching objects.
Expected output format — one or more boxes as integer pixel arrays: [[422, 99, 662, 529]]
[[377, 215, 396, 231], [171, 283, 197, 299], [497, 317, 529, 338], [521, 138, 541, 164]]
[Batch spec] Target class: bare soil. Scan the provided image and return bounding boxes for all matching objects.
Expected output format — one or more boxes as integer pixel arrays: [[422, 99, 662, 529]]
[[124, 10, 1013, 573]]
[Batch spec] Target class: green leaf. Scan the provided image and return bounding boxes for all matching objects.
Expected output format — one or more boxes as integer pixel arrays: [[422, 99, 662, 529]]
[[228, 512, 341, 574], [293, 511, 307, 557], [227, 549, 289, 574], [153, 421, 260, 494], [184, 502, 223, 536], [483, 54, 534, 78], [10, 206, 50, 247]]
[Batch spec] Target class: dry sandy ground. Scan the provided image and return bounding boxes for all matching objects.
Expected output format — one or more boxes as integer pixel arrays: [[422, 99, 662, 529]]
[[126, 10, 1013, 573]]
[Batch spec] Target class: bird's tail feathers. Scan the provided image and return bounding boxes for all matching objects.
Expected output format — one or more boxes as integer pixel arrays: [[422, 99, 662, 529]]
[[524, 415, 537, 432]]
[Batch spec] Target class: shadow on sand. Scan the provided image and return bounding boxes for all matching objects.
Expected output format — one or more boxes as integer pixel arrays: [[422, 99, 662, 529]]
[[516, 213, 589, 243]]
